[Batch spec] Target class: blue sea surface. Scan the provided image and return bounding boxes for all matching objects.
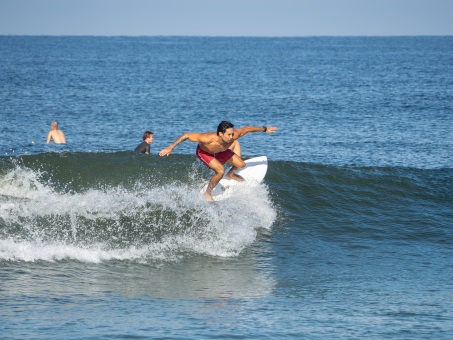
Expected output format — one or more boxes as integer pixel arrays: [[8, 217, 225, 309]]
[[1, 36, 453, 339]]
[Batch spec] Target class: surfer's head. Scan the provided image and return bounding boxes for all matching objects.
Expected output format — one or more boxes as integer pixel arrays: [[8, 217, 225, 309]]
[[217, 121, 234, 136]]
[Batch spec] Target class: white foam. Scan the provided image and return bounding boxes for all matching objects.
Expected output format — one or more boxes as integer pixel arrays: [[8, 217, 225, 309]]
[[0, 166, 277, 262]]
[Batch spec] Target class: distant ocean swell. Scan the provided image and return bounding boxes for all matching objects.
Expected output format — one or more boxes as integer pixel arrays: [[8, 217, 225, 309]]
[[1, 152, 452, 262]]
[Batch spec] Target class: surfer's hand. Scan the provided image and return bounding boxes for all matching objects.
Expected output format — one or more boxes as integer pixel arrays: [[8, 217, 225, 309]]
[[159, 147, 172, 156], [266, 126, 278, 133]]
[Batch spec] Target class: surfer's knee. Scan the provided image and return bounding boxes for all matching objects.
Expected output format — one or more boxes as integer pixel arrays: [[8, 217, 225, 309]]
[[237, 159, 246, 168], [230, 154, 245, 169], [208, 160, 225, 176], [215, 167, 225, 177]]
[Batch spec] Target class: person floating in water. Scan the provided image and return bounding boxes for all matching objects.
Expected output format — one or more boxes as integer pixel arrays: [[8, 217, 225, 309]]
[[135, 131, 154, 154], [46, 121, 66, 144], [159, 121, 277, 201]]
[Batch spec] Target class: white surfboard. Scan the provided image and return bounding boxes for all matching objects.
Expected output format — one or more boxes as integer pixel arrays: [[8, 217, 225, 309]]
[[201, 156, 268, 201]]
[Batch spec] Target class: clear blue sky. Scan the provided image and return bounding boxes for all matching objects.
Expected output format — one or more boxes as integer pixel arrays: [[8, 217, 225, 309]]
[[1, 0, 452, 36]]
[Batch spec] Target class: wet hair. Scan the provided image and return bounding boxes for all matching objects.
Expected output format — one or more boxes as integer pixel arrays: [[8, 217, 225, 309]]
[[142, 131, 154, 141], [217, 121, 234, 135], [51, 121, 58, 128]]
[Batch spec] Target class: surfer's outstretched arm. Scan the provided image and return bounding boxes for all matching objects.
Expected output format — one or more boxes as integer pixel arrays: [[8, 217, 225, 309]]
[[233, 126, 278, 139], [159, 132, 204, 156]]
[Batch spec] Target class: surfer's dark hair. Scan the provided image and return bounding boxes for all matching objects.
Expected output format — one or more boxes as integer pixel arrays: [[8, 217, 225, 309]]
[[217, 121, 234, 135]]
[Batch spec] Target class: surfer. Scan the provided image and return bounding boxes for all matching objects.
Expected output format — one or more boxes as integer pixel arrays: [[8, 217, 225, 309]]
[[159, 121, 277, 201], [135, 131, 154, 154], [46, 121, 66, 144]]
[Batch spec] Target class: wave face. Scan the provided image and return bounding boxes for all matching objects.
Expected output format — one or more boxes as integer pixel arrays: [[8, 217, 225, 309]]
[[2, 152, 452, 263], [0, 152, 276, 262], [268, 160, 453, 246]]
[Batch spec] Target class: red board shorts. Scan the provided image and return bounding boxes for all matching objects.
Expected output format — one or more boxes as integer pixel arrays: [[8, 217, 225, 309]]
[[196, 144, 234, 167]]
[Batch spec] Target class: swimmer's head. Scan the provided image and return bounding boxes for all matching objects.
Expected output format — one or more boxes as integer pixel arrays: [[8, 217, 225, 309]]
[[142, 131, 154, 141]]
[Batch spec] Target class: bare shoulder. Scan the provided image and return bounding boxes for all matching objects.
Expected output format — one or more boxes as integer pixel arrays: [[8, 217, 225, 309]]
[[198, 131, 217, 143]]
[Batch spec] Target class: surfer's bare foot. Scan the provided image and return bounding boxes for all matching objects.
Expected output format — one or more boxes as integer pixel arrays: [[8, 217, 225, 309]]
[[226, 173, 244, 181], [204, 192, 214, 202]]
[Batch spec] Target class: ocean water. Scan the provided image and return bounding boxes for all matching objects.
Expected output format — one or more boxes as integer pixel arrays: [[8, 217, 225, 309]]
[[1, 36, 453, 339]]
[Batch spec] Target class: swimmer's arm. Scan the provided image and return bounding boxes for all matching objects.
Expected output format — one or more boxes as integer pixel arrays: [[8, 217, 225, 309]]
[[159, 132, 204, 156], [233, 126, 278, 139], [46, 131, 52, 144]]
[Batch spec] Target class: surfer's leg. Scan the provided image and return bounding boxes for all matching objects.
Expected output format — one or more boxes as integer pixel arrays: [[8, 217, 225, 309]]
[[226, 154, 245, 181], [229, 140, 242, 157], [205, 159, 224, 201]]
